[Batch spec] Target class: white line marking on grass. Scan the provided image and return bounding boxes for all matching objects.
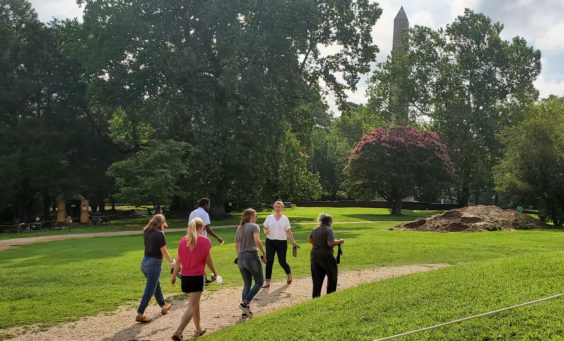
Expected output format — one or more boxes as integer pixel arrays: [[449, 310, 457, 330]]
[[374, 293, 564, 340]]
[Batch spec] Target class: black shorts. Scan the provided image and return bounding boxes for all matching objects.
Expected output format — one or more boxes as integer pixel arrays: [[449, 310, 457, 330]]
[[181, 275, 205, 293]]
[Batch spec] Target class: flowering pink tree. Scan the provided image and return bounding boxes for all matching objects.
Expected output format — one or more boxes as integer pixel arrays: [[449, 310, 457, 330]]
[[345, 126, 453, 215]]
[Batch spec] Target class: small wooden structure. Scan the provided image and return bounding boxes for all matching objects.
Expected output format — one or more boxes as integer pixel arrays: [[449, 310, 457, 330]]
[[56, 194, 90, 225]]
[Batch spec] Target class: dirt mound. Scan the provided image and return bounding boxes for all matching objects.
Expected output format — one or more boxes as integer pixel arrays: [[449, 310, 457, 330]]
[[395, 205, 548, 232]]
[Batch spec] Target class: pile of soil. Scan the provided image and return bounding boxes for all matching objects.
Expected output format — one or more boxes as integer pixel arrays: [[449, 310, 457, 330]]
[[395, 205, 548, 232]]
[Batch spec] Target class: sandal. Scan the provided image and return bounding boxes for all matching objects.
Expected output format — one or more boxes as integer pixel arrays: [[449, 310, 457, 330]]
[[171, 333, 183, 341], [287, 274, 293, 285], [262, 281, 270, 288], [194, 329, 207, 337], [161, 303, 172, 315]]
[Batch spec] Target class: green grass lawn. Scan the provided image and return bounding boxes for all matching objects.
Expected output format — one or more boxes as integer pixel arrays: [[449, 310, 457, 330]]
[[0, 207, 562, 340], [0, 207, 424, 240]]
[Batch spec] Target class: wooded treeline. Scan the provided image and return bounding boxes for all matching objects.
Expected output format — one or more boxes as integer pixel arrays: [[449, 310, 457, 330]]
[[1, 1, 562, 224]]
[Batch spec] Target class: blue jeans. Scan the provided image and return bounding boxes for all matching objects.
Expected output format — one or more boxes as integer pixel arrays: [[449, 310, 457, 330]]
[[137, 256, 166, 314], [237, 251, 264, 303]]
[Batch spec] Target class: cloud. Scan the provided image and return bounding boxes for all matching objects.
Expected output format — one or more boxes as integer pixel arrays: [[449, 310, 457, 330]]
[[29, 0, 83, 22], [476, 0, 564, 53], [535, 74, 564, 99]]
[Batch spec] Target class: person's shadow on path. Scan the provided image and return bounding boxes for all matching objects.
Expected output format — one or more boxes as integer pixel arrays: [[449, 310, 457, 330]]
[[101, 304, 182, 341], [255, 284, 290, 307]]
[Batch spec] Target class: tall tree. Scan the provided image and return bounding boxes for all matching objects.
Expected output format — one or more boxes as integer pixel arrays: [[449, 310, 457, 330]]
[[71, 0, 382, 206], [107, 140, 191, 210], [494, 97, 564, 227], [368, 9, 541, 206], [0, 1, 96, 221]]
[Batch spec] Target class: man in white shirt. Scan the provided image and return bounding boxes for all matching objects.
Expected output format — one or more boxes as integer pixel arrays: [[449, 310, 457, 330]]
[[188, 198, 224, 285], [188, 198, 224, 245]]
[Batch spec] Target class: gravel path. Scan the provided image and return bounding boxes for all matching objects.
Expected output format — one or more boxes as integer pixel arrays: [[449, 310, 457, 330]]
[[5, 264, 447, 341]]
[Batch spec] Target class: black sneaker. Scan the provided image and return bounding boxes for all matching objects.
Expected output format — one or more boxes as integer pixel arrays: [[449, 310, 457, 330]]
[[239, 302, 251, 314]]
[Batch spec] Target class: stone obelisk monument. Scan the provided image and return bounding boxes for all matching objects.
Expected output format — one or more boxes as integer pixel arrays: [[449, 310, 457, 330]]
[[392, 6, 409, 55], [391, 6, 409, 124]]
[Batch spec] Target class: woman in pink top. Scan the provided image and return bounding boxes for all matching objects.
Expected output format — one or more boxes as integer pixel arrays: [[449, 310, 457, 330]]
[[171, 217, 218, 340]]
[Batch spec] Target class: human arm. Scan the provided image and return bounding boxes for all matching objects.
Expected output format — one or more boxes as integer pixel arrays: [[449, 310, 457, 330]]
[[253, 231, 267, 262], [286, 229, 297, 246], [284, 216, 296, 245], [171, 252, 180, 285], [160, 245, 175, 265], [205, 225, 224, 245], [325, 227, 343, 248], [205, 253, 218, 278], [327, 239, 344, 248]]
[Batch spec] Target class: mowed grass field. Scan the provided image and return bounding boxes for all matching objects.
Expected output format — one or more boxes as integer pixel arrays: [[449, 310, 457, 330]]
[[0, 207, 563, 340]]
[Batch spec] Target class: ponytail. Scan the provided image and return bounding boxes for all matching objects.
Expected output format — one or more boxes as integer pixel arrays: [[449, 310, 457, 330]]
[[186, 217, 203, 249], [239, 208, 257, 229], [317, 213, 333, 226]]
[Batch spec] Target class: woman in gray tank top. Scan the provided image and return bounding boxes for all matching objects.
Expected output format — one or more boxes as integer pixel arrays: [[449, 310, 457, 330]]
[[235, 208, 267, 318]]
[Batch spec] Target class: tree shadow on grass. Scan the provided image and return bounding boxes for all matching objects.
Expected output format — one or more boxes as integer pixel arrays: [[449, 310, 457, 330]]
[[342, 213, 423, 222]]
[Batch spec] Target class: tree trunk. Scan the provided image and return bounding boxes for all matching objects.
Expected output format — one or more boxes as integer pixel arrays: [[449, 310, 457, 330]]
[[458, 187, 470, 207], [390, 199, 402, 215], [474, 189, 480, 205], [494, 192, 499, 206], [42, 193, 51, 221]]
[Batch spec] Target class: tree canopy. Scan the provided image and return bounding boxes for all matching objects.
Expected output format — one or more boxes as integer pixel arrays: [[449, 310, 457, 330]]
[[368, 9, 541, 206], [494, 97, 564, 226], [345, 126, 453, 215]]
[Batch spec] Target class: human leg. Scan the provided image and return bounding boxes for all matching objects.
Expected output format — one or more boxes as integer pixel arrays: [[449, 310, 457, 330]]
[[274, 240, 292, 284], [264, 238, 275, 284], [193, 278, 204, 333], [322, 256, 338, 294], [310, 257, 326, 298], [239, 253, 264, 303], [153, 279, 166, 307], [137, 257, 162, 316], [173, 291, 202, 338], [238, 255, 253, 300]]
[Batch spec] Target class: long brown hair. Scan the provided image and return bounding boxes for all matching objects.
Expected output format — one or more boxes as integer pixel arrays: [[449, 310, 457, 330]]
[[143, 214, 165, 232], [186, 217, 204, 249], [238, 208, 257, 229]]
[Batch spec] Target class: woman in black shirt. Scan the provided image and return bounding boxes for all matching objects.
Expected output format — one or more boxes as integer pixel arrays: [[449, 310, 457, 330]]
[[136, 214, 175, 323], [308, 213, 344, 298]]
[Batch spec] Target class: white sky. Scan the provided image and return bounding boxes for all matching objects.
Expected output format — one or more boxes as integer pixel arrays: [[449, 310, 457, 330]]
[[30, 0, 564, 113]]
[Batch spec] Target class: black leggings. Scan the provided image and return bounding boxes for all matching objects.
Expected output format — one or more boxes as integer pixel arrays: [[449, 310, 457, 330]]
[[265, 238, 291, 280]]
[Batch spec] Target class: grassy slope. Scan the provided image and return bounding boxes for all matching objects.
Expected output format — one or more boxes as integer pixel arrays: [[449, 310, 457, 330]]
[[208, 252, 564, 340], [0, 207, 563, 339]]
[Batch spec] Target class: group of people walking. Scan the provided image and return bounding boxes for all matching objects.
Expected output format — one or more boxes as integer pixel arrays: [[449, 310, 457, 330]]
[[135, 198, 344, 340]]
